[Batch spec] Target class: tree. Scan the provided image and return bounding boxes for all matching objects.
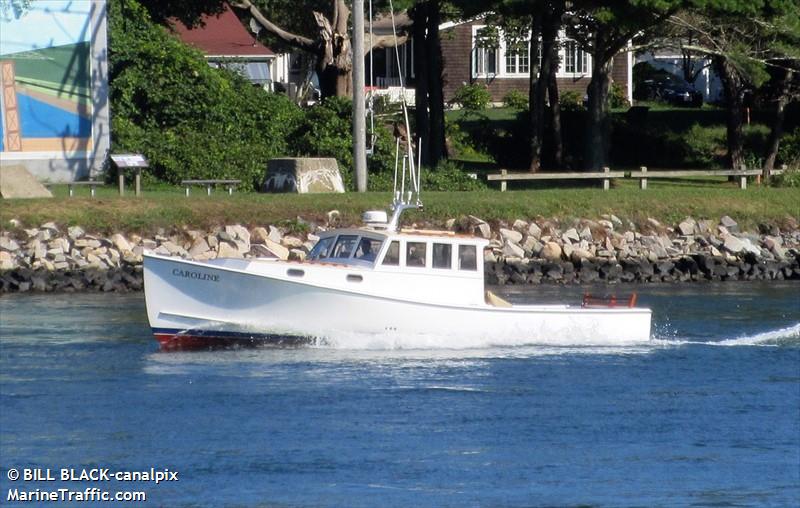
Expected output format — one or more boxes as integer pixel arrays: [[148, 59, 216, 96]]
[[138, 0, 408, 98], [567, 1, 680, 170], [667, 2, 800, 171]]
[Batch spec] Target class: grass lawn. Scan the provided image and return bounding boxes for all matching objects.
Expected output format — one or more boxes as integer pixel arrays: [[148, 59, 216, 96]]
[[2, 182, 798, 236]]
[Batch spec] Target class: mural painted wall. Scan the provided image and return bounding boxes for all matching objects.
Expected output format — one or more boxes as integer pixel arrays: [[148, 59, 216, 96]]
[[0, 0, 109, 181]]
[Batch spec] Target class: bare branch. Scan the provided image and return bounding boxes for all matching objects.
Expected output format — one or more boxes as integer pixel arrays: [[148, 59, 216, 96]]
[[367, 34, 409, 51], [231, 0, 316, 51]]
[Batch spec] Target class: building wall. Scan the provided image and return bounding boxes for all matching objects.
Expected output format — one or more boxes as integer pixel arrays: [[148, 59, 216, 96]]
[[0, 0, 109, 182], [440, 20, 631, 104]]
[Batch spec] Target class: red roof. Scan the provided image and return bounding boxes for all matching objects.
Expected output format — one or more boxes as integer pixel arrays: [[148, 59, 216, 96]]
[[172, 3, 274, 57]]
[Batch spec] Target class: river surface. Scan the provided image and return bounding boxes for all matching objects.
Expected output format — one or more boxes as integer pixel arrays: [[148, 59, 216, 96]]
[[1, 283, 798, 507]]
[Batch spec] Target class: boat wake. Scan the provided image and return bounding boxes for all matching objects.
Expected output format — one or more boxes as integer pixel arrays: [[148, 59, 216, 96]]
[[652, 322, 800, 348]]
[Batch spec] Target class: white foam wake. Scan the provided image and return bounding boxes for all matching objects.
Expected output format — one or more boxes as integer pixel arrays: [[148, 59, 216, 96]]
[[652, 323, 800, 348], [716, 322, 800, 346]]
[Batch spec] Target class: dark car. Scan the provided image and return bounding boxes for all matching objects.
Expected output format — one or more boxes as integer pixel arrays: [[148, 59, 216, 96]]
[[635, 73, 703, 107]]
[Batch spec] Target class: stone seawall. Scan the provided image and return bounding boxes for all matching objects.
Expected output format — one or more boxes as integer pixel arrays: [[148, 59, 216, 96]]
[[1, 214, 798, 293]]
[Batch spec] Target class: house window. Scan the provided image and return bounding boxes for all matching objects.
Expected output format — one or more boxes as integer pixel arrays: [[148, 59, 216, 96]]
[[472, 25, 592, 79], [562, 40, 589, 75], [505, 46, 529, 75], [475, 45, 498, 76]]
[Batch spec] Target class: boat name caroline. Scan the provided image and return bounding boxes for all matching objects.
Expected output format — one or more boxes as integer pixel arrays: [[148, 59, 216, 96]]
[[172, 268, 219, 282]]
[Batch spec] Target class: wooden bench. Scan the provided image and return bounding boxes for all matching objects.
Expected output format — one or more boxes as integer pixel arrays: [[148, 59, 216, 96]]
[[67, 181, 101, 197], [487, 167, 626, 191], [181, 179, 241, 196], [630, 167, 762, 190]]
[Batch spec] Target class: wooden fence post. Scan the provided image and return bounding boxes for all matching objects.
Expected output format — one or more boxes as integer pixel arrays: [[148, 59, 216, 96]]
[[640, 166, 647, 190], [739, 163, 747, 190], [602, 167, 610, 190], [500, 169, 507, 192]]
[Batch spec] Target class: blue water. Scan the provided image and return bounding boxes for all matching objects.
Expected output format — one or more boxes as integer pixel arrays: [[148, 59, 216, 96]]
[[1, 283, 798, 507]]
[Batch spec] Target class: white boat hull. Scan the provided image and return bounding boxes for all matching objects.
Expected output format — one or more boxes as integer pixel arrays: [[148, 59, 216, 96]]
[[144, 253, 652, 349]]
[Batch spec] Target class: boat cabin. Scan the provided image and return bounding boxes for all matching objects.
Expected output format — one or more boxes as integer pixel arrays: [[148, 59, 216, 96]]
[[308, 228, 488, 275]]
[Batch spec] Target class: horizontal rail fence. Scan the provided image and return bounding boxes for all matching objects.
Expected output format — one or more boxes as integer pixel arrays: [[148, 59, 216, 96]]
[[487, 165, 788, 191]]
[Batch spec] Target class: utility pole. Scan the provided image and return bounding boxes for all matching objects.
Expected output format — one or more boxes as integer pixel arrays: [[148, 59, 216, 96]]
[[352, 0, 367, 192]]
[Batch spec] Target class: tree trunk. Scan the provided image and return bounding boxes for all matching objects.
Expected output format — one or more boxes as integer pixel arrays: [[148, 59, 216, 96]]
[[714, 56, 745, 170], [426, 0, 446, 165], [412, 3, 430, 166], [585, 47, 613, 170], [311, 3, 352, 98], [763, 69, 792, 177], [541, 4, 562, 168], [527, 12, 544, 172], [547, 58, 563, 167]]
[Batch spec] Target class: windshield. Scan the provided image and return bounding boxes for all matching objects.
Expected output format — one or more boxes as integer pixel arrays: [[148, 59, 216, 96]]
[[308, 236, 335, 260]]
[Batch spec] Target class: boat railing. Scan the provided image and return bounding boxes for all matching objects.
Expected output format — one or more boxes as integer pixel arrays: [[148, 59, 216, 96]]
[[582, 293, 638, 308]]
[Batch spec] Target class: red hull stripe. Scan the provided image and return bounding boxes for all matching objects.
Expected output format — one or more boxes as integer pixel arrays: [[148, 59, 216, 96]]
[[152, 328, 307, 351]]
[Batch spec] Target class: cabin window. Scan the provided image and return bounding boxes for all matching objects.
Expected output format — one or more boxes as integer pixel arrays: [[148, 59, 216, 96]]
[[432, 243, 452, 269], [355, 237, 382, 262], [381, 240, 400, 266], [308, 236, 335, 260], [331, 235, 359, 259], [458, 245, 477, 271], [406, 242, 427, 267]]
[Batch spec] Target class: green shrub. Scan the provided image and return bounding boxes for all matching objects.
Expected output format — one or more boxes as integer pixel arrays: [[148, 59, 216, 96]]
[[609, 82, 629, 109], [109, 0, 302, 190], [291, 97, 396, 190], [452, 84, 491, 111], [559, 91, 585, 112], [778, 128, 800, 169], [367, 160, 487, 191], [421, 160, 487, 191], [770, 168, 800, 187], [682, 123, 770, 168], [682, 124, 725, 166], [502, 89, 529, 110]]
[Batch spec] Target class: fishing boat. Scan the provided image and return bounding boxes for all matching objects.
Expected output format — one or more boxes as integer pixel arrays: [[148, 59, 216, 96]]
[[143, 191, 652, 349]]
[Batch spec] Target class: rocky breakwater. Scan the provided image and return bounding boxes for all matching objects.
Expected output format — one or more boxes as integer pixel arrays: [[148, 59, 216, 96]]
[[1, 214, 798, 292], [0, 221, 316, 293], [464, 215, 800, 285]]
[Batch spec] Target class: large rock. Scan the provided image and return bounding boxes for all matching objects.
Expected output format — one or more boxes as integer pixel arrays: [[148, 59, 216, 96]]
[[502, 241, 525, 259], [0, 236, 20, 252], [723, 235, 745, 254], [720, 215, 739, 232], [540, 241, 562, 262], [225, 225, 251, 244], [110, 234, 132, 253], [678, 218, 696, 236], [527, 222, 542, 240], [260, 238, 289, 260], [264, 158, 345, 193], [499, 228, 523, 244], [250, 227, 270, 244], [188, 237, 211, 258], [217, 242, 243, 259]]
